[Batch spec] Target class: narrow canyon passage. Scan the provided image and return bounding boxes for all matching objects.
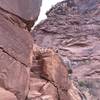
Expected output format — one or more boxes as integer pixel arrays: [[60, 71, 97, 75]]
[[32, 0, 100, 99], [0, 0, 100, 100]]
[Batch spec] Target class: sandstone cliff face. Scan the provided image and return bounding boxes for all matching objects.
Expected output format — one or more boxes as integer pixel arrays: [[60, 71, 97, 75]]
[[0, 0, 42, 21], [33, 0, 100, 99], [0, 0, 41, 100], [0, 0, 80, 100]]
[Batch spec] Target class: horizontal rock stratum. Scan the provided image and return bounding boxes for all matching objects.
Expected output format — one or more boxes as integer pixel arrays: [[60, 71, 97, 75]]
[[33, 0, 100, 99], [0, 0, 99, 100]]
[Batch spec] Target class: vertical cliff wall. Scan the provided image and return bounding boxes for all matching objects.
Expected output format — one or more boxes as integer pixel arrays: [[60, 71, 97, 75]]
[[32, 0, 100, 99], [0, 0, 99, 100], [0, 0, 42, 100]]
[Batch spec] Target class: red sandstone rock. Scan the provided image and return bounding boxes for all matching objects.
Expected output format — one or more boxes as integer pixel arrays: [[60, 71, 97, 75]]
[[0, 0, 42, 21], [0, 0, 42, 100], [0, 0, 98, 100], [29, 46, 71, 100], [28, 78, 58, 100], [0, 87, 17, 100], [32, 0, 100, 99]]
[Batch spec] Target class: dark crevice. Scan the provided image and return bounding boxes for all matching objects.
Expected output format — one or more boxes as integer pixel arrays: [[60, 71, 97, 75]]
[[40, 75, 67, 100], [38, 81, 48, 92]]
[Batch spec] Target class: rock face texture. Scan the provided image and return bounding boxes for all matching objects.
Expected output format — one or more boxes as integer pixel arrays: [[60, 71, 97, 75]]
[[29, 44, 74, 100], [0, 0, 41, 100], [32, 0, 100, 99], [0, 0, 83, 100], [0, 0, 42, 31], [0, 0, 42, 21], [0, 0, 99, 100]]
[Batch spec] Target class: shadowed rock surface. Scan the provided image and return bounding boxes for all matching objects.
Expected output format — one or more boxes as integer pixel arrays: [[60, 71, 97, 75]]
[[32, 0, 100, 99]]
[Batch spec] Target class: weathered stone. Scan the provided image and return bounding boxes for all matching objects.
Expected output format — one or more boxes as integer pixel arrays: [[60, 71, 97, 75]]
[[0, 12, 33, 67], [0, 49, 30, 100], [27, 78, 58, 100], [32, 0, 100, 99], [0, 0, 42, 21], [1, 0, 98, 100], [40, 82, 58, 100], [0, 0, 42, 100], [41, 49, 69, 90], [0, 87, 17, 100], [30, 46, 71, 100], [28, 78, 46, 99]]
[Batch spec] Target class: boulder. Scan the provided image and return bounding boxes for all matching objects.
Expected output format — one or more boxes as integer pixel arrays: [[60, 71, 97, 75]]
[[0, 0, 42, 21], [29, 47, 71, 100], [0, 0, 43, 100]]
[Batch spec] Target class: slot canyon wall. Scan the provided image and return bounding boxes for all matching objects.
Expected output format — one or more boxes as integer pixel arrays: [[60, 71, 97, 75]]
[[32, 0, 100, 100], [0, 0, 99, 100]]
